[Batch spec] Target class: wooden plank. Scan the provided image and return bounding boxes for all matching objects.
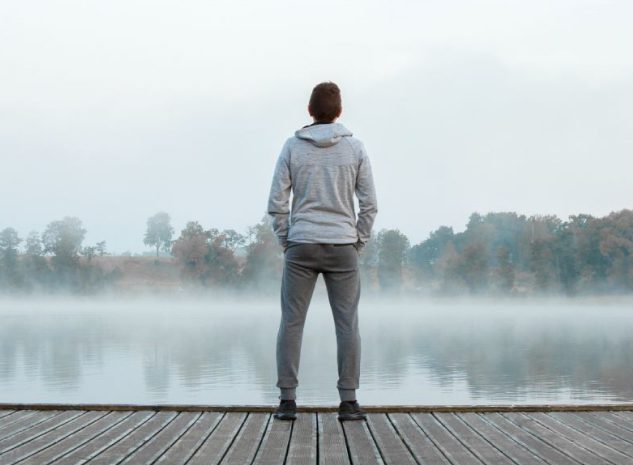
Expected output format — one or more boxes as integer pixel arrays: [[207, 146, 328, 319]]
[[0, 412, 28, 429], [571, 412, 633, 444], [483, 412, 578, 465], [17, 412, 131, 465], [154, 412, 223, 465], [411, 413, 483, 464], [84, 411, 178, 465], [219, 413, 269, 465], [0, 410, 38, 426], [434, 413, 515, 464], [0, 412, 16, 421], [187, 413, 247, 465], [50, 411, 155, 465], [0, 411, 54, 441], [458, 413, 548, 465], [531, 412, 632, 464], [503, 412, 606, 464], [117, 412, 200, 465], [365, 414, 416, 465], [317, 413, 350, 465], [252, 415, 293, 465], [595, 412, 633, 434], [549, 412, 633, 459], [342, 420, 383, 465], [609, 411, 633, 430], [0, 411, 82, 453], [0, 411, 105, 465], [613, 411, 633, 420], [388, 413, 449, 465], [286, 413, 316, 465]]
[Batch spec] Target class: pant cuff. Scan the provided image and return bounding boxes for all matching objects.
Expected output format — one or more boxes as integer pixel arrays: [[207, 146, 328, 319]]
[[280, 388, 296, 400], [338, 388, 356, 402]]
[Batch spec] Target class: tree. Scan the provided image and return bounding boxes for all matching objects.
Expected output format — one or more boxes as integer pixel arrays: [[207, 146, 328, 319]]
[[358, 233, 380, 288], [80, 241, 106, 263], [553, 222, 580, 294], [409, 226, 454, 282], [480, 212, 527, 269], [96, 241, 107, 256], [241, 216, 282, 291], [206, 231, 241, 286], [42, 217, 86, 271], [493, 245, 515, 293], [525, 215, 560, 292], [23, 231, 50, 289], [171, 222, 212, 282], [144, 212, 174, 257], [597, 209, 633, 290], [436, 241, 460, 291], [218, 229, 245, 251], [25, 231, 43, 256], [567, 214, 604, 287], [81, 246, 97, 263], [42, 217, 87, 290], [0, 228, 22, 289], [455, 242, 489, 293], [0, 228, 21, 259], [171, 221, 241, 287], [376, 229, 410, 291]]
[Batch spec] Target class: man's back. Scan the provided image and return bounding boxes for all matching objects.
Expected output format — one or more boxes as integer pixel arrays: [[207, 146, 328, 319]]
[[267, 122, 377, 249], [269, 81, 376, 421]]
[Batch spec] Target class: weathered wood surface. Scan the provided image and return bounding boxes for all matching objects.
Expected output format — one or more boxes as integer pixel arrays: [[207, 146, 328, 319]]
[[1, 408, 633, 464]]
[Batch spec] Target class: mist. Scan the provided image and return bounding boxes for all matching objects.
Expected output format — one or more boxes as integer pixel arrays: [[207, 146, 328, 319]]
[[1, 1, 632, 254], [2, 295, 632, 405], [2, 0, 633, 408]]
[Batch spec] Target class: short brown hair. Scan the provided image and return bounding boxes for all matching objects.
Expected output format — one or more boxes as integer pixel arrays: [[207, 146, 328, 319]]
[[308, 82, 342, 122]]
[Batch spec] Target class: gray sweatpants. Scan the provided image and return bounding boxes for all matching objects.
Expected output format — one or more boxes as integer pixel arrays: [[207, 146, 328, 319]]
[[276, 241, 361, 402]]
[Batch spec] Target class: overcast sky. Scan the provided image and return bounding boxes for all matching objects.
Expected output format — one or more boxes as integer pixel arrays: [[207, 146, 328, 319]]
[[1, 0, 632, 253]]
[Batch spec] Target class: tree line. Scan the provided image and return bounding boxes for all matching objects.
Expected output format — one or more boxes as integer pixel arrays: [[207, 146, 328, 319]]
[[408, 210, 633, 295], [1, 209, 632, 295], [0, 217, 114, 293]]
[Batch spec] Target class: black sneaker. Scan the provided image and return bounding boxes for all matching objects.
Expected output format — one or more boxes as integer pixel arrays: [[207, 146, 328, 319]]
[[274, 399, 297, 421], [338, 400, 367, 421]]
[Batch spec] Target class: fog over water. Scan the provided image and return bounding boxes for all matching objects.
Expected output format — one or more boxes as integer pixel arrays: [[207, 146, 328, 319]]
[[2, 1, 632, 409], [2, 296, 632, 406]]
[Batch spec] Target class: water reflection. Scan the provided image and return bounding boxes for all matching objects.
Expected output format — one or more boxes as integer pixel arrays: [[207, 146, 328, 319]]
[[1, 296, 632, 405]]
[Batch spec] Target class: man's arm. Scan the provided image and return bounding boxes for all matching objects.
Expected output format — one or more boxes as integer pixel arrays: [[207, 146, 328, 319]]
[[355, 143, 378, 249], [267, 140, 292, 249]]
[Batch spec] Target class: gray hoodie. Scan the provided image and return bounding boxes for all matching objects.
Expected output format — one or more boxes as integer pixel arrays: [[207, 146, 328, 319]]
[[267, 122, 378, 249]]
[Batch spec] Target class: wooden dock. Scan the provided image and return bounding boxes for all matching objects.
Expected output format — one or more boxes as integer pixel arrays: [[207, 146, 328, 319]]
[[1, 404, 633, 464]]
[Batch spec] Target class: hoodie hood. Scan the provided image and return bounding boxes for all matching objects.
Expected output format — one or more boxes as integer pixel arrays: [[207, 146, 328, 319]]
[[294, 122, 353, 148]]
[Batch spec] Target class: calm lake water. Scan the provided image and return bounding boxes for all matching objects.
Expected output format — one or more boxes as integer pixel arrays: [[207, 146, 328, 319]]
[[1, 294, 633, 406]]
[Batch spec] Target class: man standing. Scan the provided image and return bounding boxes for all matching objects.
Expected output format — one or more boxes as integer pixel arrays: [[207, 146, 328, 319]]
[[267, 82, 378, 421]]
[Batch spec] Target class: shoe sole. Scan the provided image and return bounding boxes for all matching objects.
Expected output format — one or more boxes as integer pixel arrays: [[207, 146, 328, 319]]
[[338, 413, 367, 421], [274, 412, 297, 421]]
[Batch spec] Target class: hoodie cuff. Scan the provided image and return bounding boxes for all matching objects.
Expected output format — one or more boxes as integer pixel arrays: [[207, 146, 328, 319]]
[[278, 236, 288, 249]]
